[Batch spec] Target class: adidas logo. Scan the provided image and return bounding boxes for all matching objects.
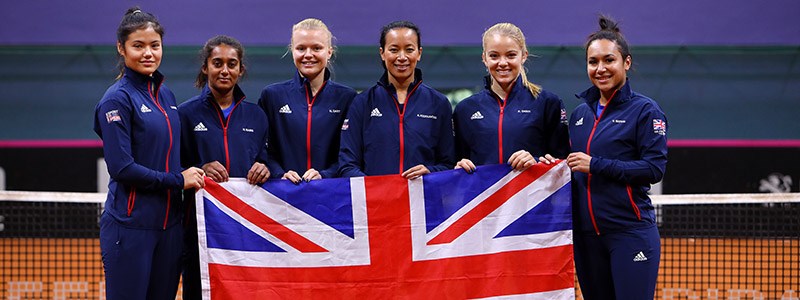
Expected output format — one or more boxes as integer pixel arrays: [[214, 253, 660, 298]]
[[470, 111, 484, 120], [633, 251, 648, 262], [370, 108, 382, 117], [279, 104, 292, 114], [575, 117, 584, 126], [194, 122, 208, 132], [140, 104, 152, 113]]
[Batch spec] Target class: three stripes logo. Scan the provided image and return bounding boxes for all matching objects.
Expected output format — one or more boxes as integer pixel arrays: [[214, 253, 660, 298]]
[[470, 111, 484, 120], [633, 251, 648, 262], [194, 122, 208, 132]]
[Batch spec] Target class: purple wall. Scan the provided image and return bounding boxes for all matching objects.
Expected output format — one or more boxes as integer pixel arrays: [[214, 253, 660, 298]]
[[3, 0, 799, 46]]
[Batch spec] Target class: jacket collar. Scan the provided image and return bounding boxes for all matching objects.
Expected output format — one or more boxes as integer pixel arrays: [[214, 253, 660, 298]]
[[576, 78, 633, 107], [378, 68, 423, 93], [201, 83, 246, 106], [293, 68, 331, 90], [483, 75, 523, 102], [122, 66, 165, 89]]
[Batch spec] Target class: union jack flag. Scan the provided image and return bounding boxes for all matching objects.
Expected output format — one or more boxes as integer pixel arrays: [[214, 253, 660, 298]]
[[196, 162, 574, 299], [653, 119, 667, 135]]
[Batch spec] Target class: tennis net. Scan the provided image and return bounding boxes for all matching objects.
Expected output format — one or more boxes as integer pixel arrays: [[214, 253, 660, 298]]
[[1, 191, 798, 299]]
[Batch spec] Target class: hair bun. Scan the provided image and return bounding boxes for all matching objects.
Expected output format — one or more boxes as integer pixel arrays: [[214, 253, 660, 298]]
[[125, 6, 142, 16], [599, 15, 621, 33]]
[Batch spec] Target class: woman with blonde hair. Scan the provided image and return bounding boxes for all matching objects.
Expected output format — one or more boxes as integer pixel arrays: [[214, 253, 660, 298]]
[[453, 23, 569, 172], [258, 18, 357, 183]]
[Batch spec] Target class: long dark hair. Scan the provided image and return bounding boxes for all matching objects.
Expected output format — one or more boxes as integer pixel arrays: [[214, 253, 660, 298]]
[[115, 7, 164, 79], [194, 35, 246, 89]]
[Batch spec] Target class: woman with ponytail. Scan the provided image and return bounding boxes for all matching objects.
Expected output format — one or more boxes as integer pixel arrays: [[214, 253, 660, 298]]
[[93, 7, 204, 299], [453, 23, 569, 172], [542, 15, 668, 299]]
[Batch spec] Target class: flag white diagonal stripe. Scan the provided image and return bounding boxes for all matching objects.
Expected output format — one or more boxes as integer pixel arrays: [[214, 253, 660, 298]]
[[409, 162, 571, 260], [457, 163, 570, 242], [416, 170, 524, 238], [199, 178, 370, 267], [202, 193, 304, 253]]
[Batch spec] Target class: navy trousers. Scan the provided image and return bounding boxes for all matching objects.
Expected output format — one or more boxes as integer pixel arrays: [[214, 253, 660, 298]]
[[574, 225, 661, 300], [100, 212, 183, 300]]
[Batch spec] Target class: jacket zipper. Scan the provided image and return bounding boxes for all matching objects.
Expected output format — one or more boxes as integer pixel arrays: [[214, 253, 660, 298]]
[[213, 97, 244, 172], [585, 89, 618, 235], [304, 81, 327, 171], [148, 81, 173, 230], [493, 91, 511, 164], [386, 82, 421, 173]]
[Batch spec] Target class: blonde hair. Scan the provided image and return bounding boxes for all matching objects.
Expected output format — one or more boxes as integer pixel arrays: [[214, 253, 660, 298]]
[[291, 18, 334, 48], [482, 23, 541, 98]]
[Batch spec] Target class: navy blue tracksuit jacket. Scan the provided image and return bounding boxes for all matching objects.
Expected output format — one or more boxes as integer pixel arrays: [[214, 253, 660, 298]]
[[569, 80, 668, 235], [454, 76, 569, 164], [179, 84, 269, 177], [339, 70, 455, 177], [94, 67, 183, 229], [258, 69, 356, 178]]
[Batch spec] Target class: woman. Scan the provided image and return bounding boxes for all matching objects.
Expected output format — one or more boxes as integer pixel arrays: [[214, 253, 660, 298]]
[[92, 7, 204, 299], [258, 18, 357, 183], [338, 20, 455, 178], [178, 35, 270, 299], [453, 23, 569, 173], [543, 15, 668, 299]]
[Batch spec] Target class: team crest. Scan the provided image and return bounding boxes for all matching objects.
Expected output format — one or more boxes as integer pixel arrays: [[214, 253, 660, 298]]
[[653, 119, 666, 135], [105, 110, 121, 123]]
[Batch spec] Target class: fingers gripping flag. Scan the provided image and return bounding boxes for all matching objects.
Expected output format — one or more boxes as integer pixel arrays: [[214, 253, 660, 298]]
[[196, 162, 574, 299]]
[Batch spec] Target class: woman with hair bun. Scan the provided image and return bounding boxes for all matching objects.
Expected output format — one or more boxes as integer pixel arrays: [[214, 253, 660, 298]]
[[258, 18, 357, 183], [542, 15, 668, 299], [453, 22, 569, 173], [178, 34, 269, 299], [93, 7, 204, 299]]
